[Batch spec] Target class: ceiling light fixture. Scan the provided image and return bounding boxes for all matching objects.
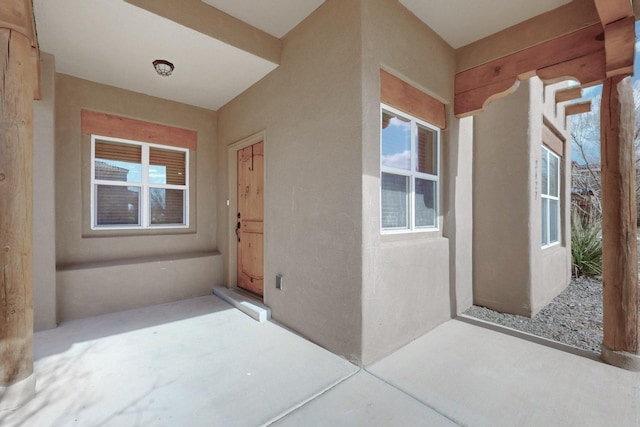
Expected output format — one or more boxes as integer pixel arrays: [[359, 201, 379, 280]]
[[153, 59, 174, 77]]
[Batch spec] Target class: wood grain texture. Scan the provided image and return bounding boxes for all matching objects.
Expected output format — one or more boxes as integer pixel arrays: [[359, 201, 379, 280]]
[[81, 110, 197, 150], [555, 87, 583, 103], [380, 70, 446, 129], [542, 123, 564, 157], [0, 0, 40, 100], [536, 49, 606, 87], [565, 101, 592, 116], [604, 16, 635, 77], [455, 24, 605, 118], [600, 76, 639, 354], [237, 141, 264, 296], [0, 28, 34, 386], [456, 24, 603, 94], [456, 0, 600, 72], [454, 78, 520, 118], [594, 0, 633, 26]]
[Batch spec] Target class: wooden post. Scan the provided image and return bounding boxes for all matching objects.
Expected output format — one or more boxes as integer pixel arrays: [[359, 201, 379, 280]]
[[600, 76, 640, 370], [0, 27, 35, 406]]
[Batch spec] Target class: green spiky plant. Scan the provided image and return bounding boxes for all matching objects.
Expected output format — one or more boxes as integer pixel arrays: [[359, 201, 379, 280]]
[[571, 212, 602, 277]]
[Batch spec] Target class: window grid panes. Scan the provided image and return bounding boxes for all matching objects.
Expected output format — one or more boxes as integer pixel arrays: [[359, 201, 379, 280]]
[[381, 105, 439, 232], [91, 135, 189, 230], [541, 146, 560, 247]]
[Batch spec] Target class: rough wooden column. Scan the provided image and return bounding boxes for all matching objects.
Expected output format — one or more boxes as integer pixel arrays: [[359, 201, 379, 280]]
[[600, 76, 640, 370], [0, 27, 35, 407]]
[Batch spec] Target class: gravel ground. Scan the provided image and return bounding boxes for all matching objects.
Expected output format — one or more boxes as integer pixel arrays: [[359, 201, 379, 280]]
[[464, 276, 603, 352]]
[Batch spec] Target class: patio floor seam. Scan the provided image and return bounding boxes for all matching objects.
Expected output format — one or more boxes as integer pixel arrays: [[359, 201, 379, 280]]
[[363, 368, 463, 426], [261, 368, 362, 426]]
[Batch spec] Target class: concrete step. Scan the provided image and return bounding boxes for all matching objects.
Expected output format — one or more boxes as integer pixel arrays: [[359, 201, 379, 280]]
[[213, 286, 271, 322]]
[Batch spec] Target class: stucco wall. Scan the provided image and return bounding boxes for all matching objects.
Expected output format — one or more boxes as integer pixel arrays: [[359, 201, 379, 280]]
[[55, 74, 221, 321], [216, 0, 364, 363], [360, 0, 460, 365], [474, 81, 533, 316], [533, 78, 572, 313], [474, 77, 571, 317], [33, 52, 57, 331]]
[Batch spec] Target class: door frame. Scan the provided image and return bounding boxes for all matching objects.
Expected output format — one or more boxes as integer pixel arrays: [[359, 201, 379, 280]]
[[227, 131, 266, 297]]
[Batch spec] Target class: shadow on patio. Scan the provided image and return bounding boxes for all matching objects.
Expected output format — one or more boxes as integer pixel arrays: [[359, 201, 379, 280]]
[[2, 295, 639, 426]]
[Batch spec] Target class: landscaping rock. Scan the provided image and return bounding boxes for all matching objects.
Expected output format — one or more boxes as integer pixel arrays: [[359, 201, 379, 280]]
[[464, 276, 603, 353]]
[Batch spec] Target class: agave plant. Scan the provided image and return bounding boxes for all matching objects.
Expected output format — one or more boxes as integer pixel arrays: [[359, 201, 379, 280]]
[[571, 212, 602, 277]]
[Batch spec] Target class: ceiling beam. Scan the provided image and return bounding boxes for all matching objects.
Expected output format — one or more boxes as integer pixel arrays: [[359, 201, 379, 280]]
[[456, 0, 600, 72], [125, 0, 281, 65], [455, 24, 605, 117], [603, 16, 636, 78], [594, 0, 633, 26], [565, 100, 592, 116], [555, 86, 583, 103], [454, 0, 637, 118]]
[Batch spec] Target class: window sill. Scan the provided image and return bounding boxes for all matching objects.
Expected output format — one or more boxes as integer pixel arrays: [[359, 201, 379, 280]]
[[542, 241, 562, 251], [82, 227, 195, 238], [381, 228, 443, 243], [541, 241, 566, 255]]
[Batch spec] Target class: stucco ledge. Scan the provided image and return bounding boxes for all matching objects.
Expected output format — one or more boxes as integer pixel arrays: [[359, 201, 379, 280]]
[[600, 345, 640, 371]]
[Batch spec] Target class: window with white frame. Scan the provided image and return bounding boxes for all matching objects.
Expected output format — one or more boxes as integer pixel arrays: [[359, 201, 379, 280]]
[[91, 135, 189, 229], [380, 105, 439, 232], [541, 145, 560, 247]]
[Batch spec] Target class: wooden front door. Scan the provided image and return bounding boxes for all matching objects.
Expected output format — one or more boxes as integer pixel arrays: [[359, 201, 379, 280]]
[[237, 141, 264, 296]]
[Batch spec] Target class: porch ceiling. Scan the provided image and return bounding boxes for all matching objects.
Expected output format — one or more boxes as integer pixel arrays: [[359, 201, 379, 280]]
[[33, 0, 577, 111], [400, 0, 572, 49]]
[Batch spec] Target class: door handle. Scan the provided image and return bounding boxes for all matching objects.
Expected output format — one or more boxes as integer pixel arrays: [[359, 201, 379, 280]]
[[236, 221, 241, 242]]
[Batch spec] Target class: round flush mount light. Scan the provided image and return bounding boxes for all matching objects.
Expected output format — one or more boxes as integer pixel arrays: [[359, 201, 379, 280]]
[[153, 59, 174, 77]]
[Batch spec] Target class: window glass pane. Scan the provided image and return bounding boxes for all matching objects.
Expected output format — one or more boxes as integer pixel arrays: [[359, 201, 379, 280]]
[[149, 148, 186, 185], [541, 148, 548, 196], [150, 188, 185, 225], [381, 172, 409, 229], [95, 141, 142, 182], [549, 199, 559, 243], [549, 153, 559, 198], [415, 178, 436, 227], [381, 111, 411, 170], [96, 185, 140, 225], [541, 198, 548, 246], [417, 125, 437, 175]]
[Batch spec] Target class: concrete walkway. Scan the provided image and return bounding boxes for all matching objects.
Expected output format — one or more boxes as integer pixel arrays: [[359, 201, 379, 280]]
[[1, 295, 639, 426]]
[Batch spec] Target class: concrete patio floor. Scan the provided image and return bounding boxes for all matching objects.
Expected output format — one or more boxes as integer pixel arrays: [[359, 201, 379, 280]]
[[1, 294, 639, 426]]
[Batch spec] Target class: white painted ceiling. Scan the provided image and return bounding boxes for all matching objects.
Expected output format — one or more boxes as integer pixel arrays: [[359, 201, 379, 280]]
[[201, 0, 325, 38], [400, 0, 572, 49], [33, 0, 574, 111], [33, 0, 278, 111]]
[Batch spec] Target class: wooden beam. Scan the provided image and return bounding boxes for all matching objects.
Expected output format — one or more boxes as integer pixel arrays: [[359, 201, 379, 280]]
[[0, 0, 39, 100], [0, 0, 32, 39], [0, 27, 34, 396], [455, 79, 520, 118], [542, 123, 564, 157], [456, 24, 603, 94], [456, 0, 600, 72], [565, 101, 592, 116], [536, 49, 606, 88], [455, 24, 605, 117], [604, 16, 636, 77], [81, 110, 198, 150], [594, 0, 633, 26], [555, 87, 583, 103], [600, 76, 639, 360], [380, 70, 446, 129]]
